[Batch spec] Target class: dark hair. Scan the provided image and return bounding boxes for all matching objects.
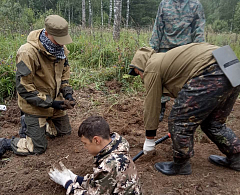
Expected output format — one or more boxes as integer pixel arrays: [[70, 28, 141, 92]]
[[78, 116, 110, 141]]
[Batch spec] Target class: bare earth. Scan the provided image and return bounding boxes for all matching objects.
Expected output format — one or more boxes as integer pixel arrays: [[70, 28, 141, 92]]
[[1, 81, 240, 195]]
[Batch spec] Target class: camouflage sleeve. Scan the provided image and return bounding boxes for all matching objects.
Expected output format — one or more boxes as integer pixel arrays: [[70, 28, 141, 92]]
[[66, 165, 118, 195], [149, 2, 164, 52], [66, 182, 86, 195], [191, 2, 205, 43], [60, 58, 73, 98], [16, 51, 52, 108]]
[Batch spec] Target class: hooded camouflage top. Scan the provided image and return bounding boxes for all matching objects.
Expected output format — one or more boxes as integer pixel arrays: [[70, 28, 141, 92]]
[[66, 132, 142, 195], [149, 0, 205, 52], [130, 43, 219, 134]]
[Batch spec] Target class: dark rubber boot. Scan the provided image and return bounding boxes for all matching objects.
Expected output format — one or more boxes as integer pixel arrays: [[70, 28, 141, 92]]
[[0, 138, 5, 157], [19, 114, 27, 138], [209, 154, 240, 171], [155, 158, 192, 175], [159, 102, 166, 122], [0, 138, 12, 158]]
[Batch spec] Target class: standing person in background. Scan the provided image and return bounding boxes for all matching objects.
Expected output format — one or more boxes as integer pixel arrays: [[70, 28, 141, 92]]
[[0, 15, 75, 158], [149, 0, 205, 122]]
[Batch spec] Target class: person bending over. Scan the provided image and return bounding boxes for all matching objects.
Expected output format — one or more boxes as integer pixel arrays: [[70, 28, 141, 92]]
[[129, 43, 240, 175]]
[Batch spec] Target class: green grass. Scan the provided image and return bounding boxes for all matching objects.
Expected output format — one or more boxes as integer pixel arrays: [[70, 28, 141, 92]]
[[0, 33, 27, 102], [67, 28, 148, 92], [1, 29, 240, 103]]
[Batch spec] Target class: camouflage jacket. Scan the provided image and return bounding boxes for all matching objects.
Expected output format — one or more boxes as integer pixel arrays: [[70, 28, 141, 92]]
[[66, 132, 142, 195], [149, 0, 205, 52]]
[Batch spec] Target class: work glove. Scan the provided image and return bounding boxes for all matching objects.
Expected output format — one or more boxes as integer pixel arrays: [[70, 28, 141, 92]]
[[65, 93, 75, 101], [68, 169, 78, 182], [52, 101, 67, 110], [63, 100, 76, 109], [48, 162, 72, 187], [59, 161, 78, 182], [65, 94, 76, 108], [143, 138, 156, 154]]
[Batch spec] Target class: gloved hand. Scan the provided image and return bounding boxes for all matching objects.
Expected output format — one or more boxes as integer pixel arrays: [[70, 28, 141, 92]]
[[65, 93, 75, 101], [143, 138, 156, 154], [52, 101, 67, 110], [63, 100, 76, 109], [48, 162, 72, 187], [65, 94, 76, 108], [67, 169, 77, 182], [59, 161, 78, 182]]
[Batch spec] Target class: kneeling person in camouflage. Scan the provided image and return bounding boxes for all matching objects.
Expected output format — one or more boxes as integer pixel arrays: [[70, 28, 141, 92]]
[[0, 15, 75, 157], [49, 116, 142, 195]]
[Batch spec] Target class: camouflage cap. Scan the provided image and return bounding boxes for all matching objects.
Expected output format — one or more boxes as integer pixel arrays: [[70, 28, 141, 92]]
[[45, 15, 72, 45]]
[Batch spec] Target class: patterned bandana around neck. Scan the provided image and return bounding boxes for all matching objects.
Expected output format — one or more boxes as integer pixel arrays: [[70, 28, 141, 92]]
[[39, 29, 66, 59]]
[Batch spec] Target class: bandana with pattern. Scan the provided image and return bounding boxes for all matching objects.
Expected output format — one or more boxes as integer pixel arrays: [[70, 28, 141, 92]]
[[39, 29, 66, 59]]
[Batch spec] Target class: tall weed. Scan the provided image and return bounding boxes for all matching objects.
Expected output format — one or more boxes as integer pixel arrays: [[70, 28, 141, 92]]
[[0, 33, 26, 103], [1, 29, 240, 103]]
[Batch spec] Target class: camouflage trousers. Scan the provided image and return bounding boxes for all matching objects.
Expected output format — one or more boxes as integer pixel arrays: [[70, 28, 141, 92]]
[[161, 95, 170, 103], [11, 113, 71, 155], [169, 63, 240, 159]]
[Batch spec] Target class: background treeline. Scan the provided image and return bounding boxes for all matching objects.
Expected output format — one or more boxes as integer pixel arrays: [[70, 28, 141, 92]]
[[1, 0, 240, 34]]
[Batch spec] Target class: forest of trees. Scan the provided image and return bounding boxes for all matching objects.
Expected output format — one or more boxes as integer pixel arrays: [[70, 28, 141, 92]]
[[1, 0, 240, 34]]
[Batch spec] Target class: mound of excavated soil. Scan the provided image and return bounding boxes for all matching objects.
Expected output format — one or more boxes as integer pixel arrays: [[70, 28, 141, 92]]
[[1, 85, 240, 195]]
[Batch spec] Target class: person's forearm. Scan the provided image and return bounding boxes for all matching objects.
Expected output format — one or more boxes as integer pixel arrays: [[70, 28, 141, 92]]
[[65, 176, 84, 194]]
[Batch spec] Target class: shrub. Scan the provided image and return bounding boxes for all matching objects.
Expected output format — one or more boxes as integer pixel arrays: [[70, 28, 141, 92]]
[[0, 57, 16, 102]]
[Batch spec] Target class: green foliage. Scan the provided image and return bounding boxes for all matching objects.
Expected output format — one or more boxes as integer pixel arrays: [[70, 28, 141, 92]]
[[2, 4, 240, 102], [200, 0, 239, 32], [234, 2, 240, 33], [212, 20, 229, 33], [68, 28, 147, 92], [0, 0, 161, 31], [1, 0, 240, 33], [0, 28, 147, 102], [33, 9, 55, 30], [129, 0, 159, 26], [0, 56, 16, 102], [0, 33, 26, 103], [0, 1, 35, 34], [206, 32, 240, 50]]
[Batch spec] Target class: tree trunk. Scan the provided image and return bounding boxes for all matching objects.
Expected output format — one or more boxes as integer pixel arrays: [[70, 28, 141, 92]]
[[68, 0, 70, 26], [89, 0, 93, 28], [108, 0, 113, 28], [126, 0, 130, 28], [101, 0, 104, 26], [44, 0, 47, 12], [64, 6, 67, 19], [231, 2, 237, 32], [72, 5, 73, 24], [57, 2, 61, 15], [120, 0, 122, 21], [82, 0, 86, 28], [113, 0, 122, 41]]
